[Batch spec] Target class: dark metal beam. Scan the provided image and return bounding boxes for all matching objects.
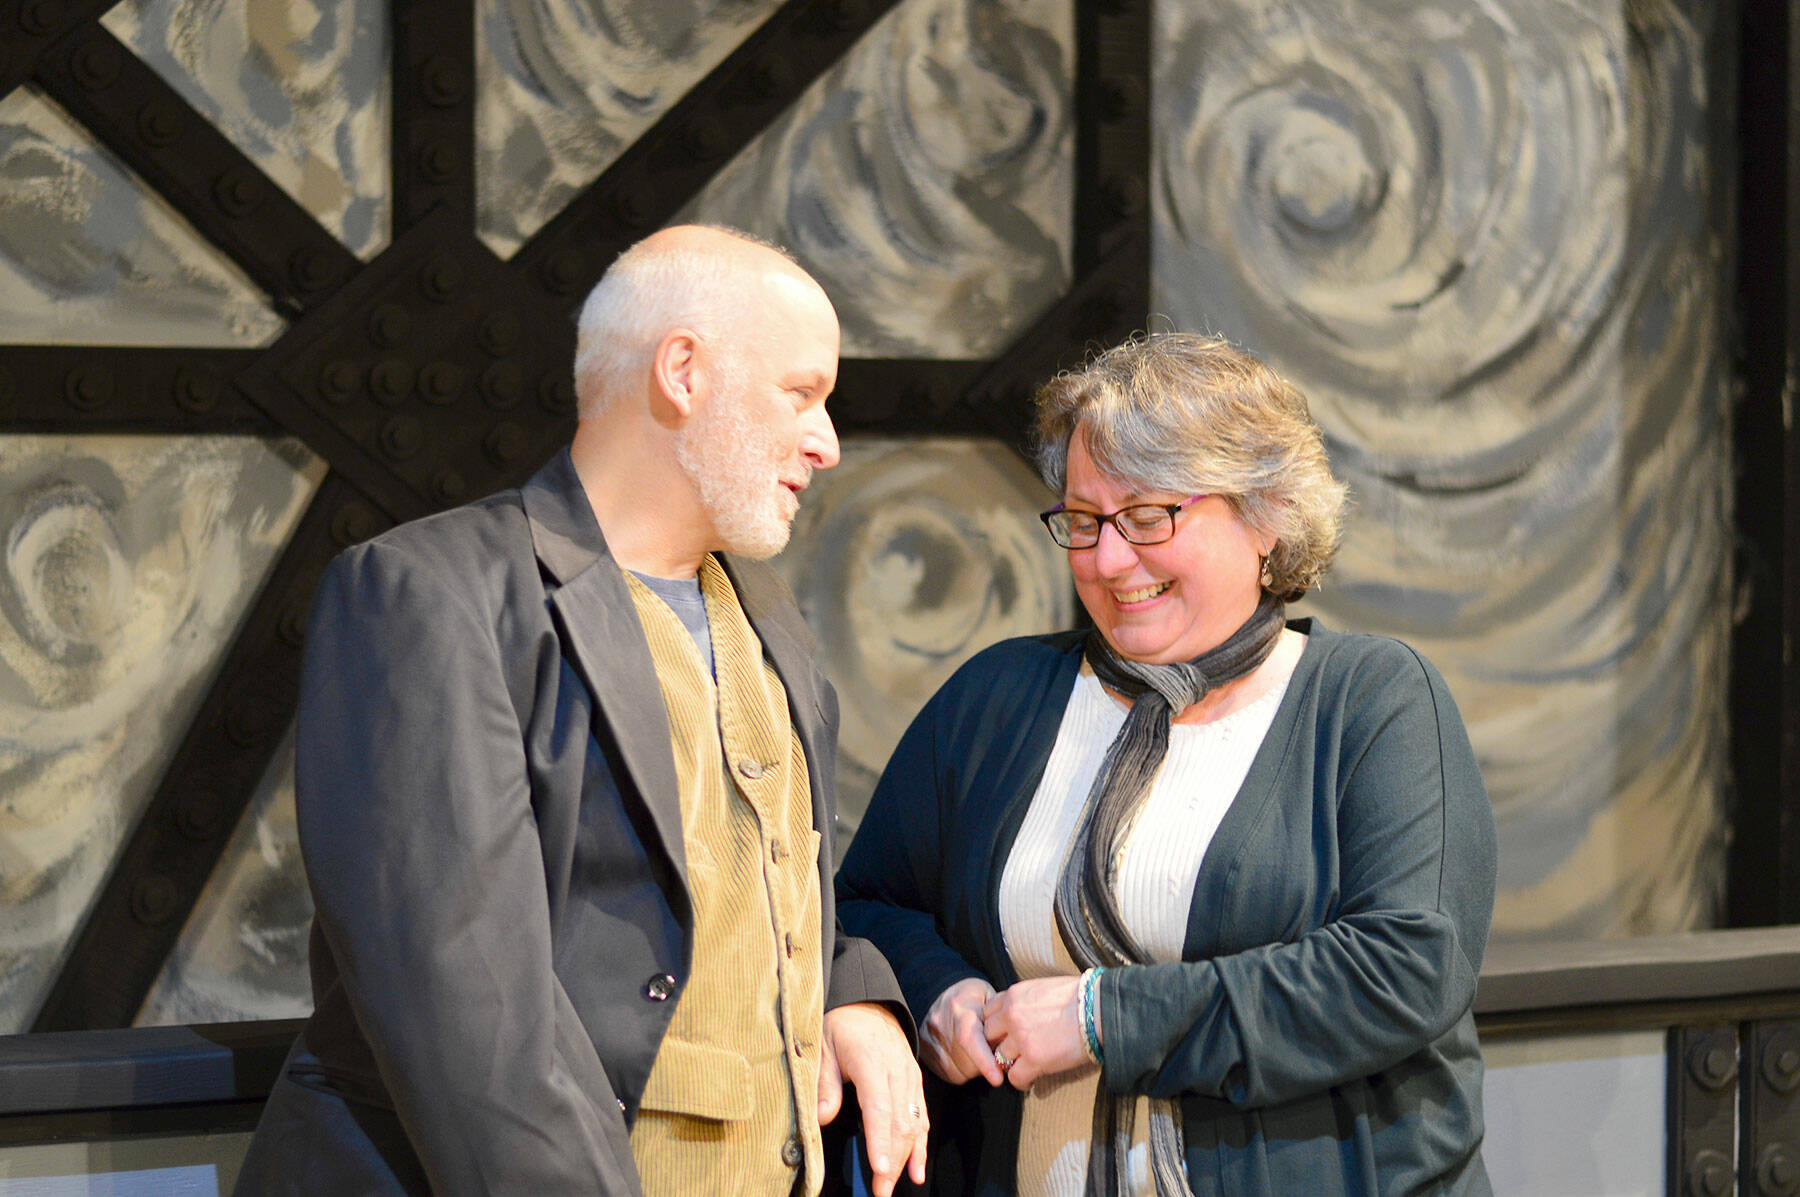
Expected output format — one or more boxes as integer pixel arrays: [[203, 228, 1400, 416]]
[[31, 24, 358, 318], [0, 0, 116, 101], [1073, 0, 1152, 279], [509, 0, 909, 306], [233, 204, 577, 526], [31, 475, 392, 1032], [1668, 1024, 1740, 1197], [830, 359, 985, 437], [1729, 0, 1800, 927], [392, 0, 475, 234], [0, 348, 271, 433]]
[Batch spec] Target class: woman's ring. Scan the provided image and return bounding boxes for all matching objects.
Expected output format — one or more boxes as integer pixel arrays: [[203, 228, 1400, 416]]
[[995, 1050, 1013, 1071], [907, 1102, 923, 1120]]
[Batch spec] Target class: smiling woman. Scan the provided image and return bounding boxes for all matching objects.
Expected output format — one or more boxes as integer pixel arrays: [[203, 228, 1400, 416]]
[[837, 333, 1498, 1195]]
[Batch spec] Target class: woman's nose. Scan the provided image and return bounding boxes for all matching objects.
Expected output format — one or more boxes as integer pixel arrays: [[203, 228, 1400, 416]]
[[1091, 520, 1140, 575]]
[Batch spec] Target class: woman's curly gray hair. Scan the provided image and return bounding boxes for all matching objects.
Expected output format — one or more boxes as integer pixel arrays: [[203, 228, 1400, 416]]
[[1033, 333, 1347, 601]]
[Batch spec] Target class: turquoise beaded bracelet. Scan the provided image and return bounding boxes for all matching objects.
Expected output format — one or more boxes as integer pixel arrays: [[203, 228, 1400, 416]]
[[1080, 967, 1105, 1064]]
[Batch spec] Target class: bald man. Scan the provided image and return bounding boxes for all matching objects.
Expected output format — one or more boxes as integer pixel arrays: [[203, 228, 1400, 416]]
[[236, 226, 926, 1196]]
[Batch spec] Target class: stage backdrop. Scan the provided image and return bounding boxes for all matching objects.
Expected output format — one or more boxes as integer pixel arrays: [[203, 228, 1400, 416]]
[[0, 0, 1735, 1030]]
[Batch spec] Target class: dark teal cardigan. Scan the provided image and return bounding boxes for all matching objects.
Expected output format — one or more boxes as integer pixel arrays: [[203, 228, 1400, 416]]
[[836, 620, 1496, 1195]]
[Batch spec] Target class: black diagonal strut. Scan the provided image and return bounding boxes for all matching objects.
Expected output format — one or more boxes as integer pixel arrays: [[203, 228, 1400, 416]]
[[509, 0, 909, 310], [32, 23, 359, 317], [32, 475, 394, 1031]]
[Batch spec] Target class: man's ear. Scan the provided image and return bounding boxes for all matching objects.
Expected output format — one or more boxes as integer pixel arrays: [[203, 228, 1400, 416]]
[[652, 328, 702, 420]]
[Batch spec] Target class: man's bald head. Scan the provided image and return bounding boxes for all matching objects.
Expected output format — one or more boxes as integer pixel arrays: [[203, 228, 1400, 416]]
[[573, 225, 823, 418]]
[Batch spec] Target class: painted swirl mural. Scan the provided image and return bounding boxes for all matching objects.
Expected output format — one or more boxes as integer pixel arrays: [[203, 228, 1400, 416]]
[[771, 438, 1073, 837], [1152, 0, 1732, 938], [0, 438, 321, 1032], [474, 0, 786, 258], [0, 87, 284, 347], [139, 728, 311, 1026], [103, 0, 392, 259], [684, 0, 1072, 357]]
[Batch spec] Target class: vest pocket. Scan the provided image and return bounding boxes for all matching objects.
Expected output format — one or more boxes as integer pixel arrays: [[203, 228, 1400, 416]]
[[637, 1036, 753, 1122]]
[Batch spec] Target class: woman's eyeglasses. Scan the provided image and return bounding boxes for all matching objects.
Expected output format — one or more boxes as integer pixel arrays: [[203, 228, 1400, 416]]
[[1038, 495, 1208, 549]]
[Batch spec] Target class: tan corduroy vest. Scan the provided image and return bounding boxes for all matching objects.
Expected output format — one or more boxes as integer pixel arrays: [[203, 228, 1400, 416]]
[[624, 556, 825, 1197]]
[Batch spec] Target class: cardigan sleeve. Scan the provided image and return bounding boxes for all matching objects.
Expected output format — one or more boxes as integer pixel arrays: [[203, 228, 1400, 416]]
[[1098, 640, 1497, 1109]]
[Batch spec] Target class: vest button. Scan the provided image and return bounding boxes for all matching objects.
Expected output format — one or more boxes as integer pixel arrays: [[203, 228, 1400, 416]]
[[785, 931, 795, 957], [781, 1136, 804, 1168], [644, 973, 677, 1001], [770, 838, 787, 862], [738, 759, 765, 779]]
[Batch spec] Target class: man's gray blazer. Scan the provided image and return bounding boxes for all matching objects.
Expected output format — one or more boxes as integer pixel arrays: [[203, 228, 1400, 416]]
[[234, 449, 907, 1195]]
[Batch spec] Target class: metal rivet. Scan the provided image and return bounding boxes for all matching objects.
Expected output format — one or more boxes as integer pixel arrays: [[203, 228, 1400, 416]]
[[1759, 1145, 1800, 1196], [480, 362, 523, 409], [214, 166, 266, 217], [484, 421, 527, 466], [1689, 1149, 1731, 1197], [331, 503, 379, 546], [823, 0, 871, 32], [72, 39, 122, 90], [419, 361, 464, 405], [137, 101, 180, 147], [65, 365, 113, 410], [682, 116, 729, 162], [477, 312, 520, 356], [176, 789, 223, 841], [539, 374, 576, 415], [19, 0, 66, 37], [368, 303, 411, 348], [544, 249, 586, 295], [319, 360, 361, 403], [173, 367, 220, 413], [1098, 75, 1144, 123], [1689, 1042, 1736, 1091], [419, 256, 463, 303], [291, 247, 337, 293], [370, 359, 415, 405], [1100, 173, 1146, 219], [420, 55, 468, 106], [1765, 1031, 1800, 1092], [226, 696, 275, 747], [380, 415, 423, 460], [418, 139, 458, 183], [277, 602, 308, 647], [747, 52, 795, 100], [614, 181, 658, 229], [130, 875, 179, 926], [431, 469, 468, 505]]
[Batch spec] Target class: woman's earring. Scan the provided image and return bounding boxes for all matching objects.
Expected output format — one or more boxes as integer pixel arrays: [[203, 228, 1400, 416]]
[[1259, 555, 1273, 589]]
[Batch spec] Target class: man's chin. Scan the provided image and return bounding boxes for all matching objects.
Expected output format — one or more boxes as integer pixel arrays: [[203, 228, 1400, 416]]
[[720, 518, 793, 560]]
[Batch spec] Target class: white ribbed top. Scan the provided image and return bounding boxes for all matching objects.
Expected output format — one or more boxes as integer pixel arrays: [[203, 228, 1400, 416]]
[[997, 666, 1290, 1196]]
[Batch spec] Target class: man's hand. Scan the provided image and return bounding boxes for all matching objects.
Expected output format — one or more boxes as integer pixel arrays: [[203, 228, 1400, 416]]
[[921, 977, 1004, 1087], [980, 975, 1087, 1091], [818, 1001, 928, 1197]]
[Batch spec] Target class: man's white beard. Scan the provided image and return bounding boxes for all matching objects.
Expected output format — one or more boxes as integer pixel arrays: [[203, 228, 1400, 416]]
[[674, 390, 799, 559]]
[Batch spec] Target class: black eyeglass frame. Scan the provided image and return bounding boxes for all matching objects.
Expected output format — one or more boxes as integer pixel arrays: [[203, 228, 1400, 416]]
[[1038, 494, 1210, 548]]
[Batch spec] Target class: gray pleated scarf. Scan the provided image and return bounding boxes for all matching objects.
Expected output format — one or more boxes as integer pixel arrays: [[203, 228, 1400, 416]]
[[1054, 591, 1286, 1197]]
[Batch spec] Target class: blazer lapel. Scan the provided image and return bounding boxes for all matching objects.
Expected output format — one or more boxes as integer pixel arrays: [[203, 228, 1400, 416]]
[[523, 451, 688, 889]]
